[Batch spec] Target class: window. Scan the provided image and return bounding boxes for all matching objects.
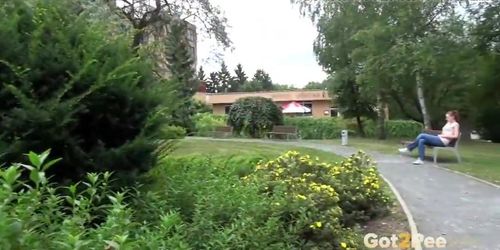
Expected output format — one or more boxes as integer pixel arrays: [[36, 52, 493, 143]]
[[301, 101, 313, 117], [224, 105, 231, 114], [330, 108, 339, 117]]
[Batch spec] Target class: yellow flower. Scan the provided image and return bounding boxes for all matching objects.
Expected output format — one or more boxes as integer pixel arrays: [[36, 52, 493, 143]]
[[296, 194, 307, 200], [341, 242, 347, 248], [309, 221, 322, 229]]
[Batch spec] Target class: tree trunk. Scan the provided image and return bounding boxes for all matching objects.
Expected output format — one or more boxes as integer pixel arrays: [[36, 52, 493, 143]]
[[132, 29, 146, 49], [416, 71, 432, 129], [356, 115, 366, 137], [389, 89, 422, 121], [377, 92, 386, 140]]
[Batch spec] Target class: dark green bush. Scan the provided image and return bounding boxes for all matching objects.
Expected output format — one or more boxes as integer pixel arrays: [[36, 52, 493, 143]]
[[227, 97, 283, 138], [0, 0, 174, 182], [477, 108, 500, 142]]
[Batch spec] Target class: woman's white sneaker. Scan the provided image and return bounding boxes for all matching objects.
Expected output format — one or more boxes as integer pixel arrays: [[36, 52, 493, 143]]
[[412, 159, 424, 165], [398, 148, 409, 154]]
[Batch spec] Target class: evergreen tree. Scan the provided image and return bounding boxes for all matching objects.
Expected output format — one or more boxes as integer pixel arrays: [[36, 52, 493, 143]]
[[218, 62, 232, 93], [0, 0, 175, 183], [198, 66, 206, 82], [207, 72, 220, 93], [164, 21, 199, 133], [164, 21, 197, 97], [232, 63, 247, 92], [252, 69, 273, 91]]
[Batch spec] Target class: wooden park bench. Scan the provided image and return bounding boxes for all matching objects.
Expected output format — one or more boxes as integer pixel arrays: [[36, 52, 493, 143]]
[[212, 126, 233, 138], [266, 125, 299, 140], [400, 130, 462, 163]]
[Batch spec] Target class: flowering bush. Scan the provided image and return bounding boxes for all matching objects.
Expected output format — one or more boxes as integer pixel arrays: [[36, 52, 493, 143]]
[[2, 149, 390, 250], [244, 150, 391, 249]]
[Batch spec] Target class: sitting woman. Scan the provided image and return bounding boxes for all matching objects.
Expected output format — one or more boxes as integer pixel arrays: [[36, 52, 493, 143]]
[[399, 110, 460, 165]]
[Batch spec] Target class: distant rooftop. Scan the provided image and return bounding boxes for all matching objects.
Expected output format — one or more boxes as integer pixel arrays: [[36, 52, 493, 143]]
[[194, 90, 331, 104]]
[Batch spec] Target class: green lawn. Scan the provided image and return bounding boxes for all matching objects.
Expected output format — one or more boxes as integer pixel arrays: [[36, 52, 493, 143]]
[[313, 138, 500, 185], [172, 139, 344, 163]]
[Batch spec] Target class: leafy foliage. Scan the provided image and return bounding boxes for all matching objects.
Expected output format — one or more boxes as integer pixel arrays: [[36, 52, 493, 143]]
[[193, 113, 227, 136], [284, 117, 348, 139], [146, 150, 390, 249], [227, 97, 283, 138], [108, 0, 231, 49], [0, 0, 174, 182], [285, 118, 423, 139], [292, 0, 488, 137], [0, 150, 192, 249], [1, 146, 390, 250]]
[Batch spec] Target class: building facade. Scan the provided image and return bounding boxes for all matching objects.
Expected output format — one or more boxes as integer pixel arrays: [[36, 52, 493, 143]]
[[194, 90, 338, 118]]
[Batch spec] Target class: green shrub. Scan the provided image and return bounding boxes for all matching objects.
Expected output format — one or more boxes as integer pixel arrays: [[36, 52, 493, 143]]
[[284, 117, 349, 139], [386, 120, 424, 138], [0, 150, 191, 249], [228, 97, 283, 138], [147, 151, 389, 249], [146, 155, 300, 249], [0, 0, 174, 182], [362, 119, 423, 138], [193, 113, 226, 136], [3, 149, 390, 249], [158, 125, 187, 139], [286, 117, 423, 139]]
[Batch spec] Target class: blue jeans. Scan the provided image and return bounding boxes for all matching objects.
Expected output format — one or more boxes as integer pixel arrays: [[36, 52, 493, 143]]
[[407, 133, 445, 160]]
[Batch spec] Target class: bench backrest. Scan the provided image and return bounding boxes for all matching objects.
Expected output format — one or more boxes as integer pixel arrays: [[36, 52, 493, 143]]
[[449, 132, 462, 148], [272, 125, 298, 134], [215, 126, 233, 133]]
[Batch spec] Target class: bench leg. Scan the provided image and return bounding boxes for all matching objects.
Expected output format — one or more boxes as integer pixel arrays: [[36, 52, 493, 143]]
[[433, 148, 438, 164], [454, 150, 462, 163]]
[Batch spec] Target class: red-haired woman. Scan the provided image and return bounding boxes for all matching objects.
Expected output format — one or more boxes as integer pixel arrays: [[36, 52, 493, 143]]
[[399, 111, 460, 165]]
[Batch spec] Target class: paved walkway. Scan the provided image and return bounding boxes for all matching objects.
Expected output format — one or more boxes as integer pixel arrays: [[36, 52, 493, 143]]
[[188, 138, 500, 250]]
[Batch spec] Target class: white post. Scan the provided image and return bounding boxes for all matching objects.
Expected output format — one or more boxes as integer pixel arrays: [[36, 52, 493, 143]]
[[341, 130, 348, 146]]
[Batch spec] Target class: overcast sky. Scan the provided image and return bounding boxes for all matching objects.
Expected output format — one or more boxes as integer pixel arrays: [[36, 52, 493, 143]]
[[197, 0, 327, 88]]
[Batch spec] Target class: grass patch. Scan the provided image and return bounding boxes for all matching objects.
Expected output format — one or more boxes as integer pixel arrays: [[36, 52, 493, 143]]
[[313, 138, 500, 185], [173, 139, 343, 163]]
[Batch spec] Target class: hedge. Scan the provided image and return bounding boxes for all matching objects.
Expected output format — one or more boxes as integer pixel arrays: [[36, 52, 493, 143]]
[[285, 117, 423, 139], [284, 117, 349, 139]]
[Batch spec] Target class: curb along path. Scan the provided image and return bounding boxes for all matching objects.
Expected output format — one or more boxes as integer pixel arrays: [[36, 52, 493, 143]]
[[188, 138, 500, 250]]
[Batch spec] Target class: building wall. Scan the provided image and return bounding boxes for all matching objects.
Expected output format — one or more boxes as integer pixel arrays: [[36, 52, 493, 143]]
[[213, 104, 226, 115], [312, 100, 332, 118], [212, 100, 333, 118]]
